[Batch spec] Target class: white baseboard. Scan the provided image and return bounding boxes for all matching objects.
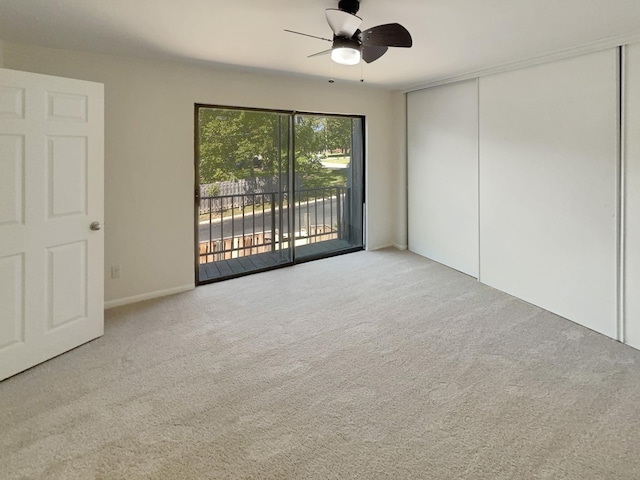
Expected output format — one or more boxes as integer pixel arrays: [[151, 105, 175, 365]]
[[367, 243, 409, 251], [104, 284, 195, 310], [367, 243, 393, 251]]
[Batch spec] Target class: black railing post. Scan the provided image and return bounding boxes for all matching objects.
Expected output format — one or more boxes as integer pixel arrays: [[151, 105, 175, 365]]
[[314, 192, 318, 242], [330, 187, 334, 235], [262, 193, 266, 250], [252, 195, 256, 256], [336, 188, 342, 240], [297, 189, 301, 239], [231, 194, 235, 259], [219, 196, 223, 260], [240, 194, 245, 257], [271, 192, 276, 252], [322, 187, 326, 236]]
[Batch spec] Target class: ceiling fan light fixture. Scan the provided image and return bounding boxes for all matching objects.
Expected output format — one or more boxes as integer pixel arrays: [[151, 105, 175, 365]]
[[285, 1, 412, 66], [331, 46, 361, 65], [331, 36, 361, 65]]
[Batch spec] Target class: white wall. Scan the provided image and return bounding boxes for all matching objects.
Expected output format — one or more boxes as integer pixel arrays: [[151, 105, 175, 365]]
[[407, 80, 479, 277], [4, 43, 400, 305], [391, 90, 408, 250], [479, 50, 619, 339], [625, 43, 640, 349]]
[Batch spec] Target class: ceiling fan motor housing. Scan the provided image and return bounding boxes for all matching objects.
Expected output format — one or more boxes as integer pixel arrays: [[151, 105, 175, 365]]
[[333, 35, 361, 51], [338, 0, 360, 15]]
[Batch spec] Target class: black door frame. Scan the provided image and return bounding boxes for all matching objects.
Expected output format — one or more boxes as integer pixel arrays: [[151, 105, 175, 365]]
[[194, 104, 366, 285]]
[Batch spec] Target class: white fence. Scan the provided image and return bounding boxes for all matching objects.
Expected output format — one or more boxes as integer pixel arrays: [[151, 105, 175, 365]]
[[199, 176, 300, 214]]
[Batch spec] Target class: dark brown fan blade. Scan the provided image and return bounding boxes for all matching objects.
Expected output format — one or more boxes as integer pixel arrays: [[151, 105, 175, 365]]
[[308, 49, 332, 58], [362, 45, 388, 63], [361, 23, 412, 47]]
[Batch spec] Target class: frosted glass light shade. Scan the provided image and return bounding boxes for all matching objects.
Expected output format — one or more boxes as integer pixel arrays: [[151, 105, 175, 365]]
[[331, 47, 361, 65]]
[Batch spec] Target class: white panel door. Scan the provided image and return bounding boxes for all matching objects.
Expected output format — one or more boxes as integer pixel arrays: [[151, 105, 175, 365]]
[[407, 79, 479, 277], [479, 50, 618, 339], [624, 43, 640, 349], [0, 68, 104, 381]]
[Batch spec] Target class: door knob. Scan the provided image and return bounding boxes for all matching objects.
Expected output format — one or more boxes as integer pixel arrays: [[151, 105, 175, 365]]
[[90, 221, 102, 231]]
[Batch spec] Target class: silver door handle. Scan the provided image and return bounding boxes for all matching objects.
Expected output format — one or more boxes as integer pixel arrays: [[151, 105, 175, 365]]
[[90, 221, 102, 231]]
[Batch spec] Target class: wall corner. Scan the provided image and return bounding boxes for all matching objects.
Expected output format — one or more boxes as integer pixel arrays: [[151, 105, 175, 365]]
[[391, 90, 408, 250]]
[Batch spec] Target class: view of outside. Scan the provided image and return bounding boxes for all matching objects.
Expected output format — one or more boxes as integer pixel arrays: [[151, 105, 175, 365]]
[[197, 107, 363, 282]]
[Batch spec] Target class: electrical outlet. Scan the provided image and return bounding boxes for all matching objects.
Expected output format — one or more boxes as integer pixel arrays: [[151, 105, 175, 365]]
[[111, 265, 121, 279]]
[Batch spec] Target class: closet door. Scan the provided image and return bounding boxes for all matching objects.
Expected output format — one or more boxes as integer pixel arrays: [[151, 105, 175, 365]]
[[407, 80, 479, 277], [479, 50, 619, 339], [625, 43, 640, 349]]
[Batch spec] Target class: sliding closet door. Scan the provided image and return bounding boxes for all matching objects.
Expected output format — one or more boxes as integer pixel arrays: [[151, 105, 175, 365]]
[[479, 50, 619, 338], [625, 43, 640, 349], [407, 80, 479, 277]]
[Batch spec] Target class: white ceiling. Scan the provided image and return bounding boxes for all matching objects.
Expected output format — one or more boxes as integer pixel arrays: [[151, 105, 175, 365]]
[[1, 0, 640, 90]]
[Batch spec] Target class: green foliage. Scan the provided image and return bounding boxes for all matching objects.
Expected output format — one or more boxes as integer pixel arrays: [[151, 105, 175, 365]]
[[294, 115, 324, 159], [199, 109, 284, 183], [325, 117, 352, 155], [202, 184, 220, 197], [198, 109, 353, 188]]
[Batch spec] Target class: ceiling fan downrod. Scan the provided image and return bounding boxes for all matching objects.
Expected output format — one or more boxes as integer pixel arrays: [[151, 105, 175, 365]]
[[338, 0, 360, 15]]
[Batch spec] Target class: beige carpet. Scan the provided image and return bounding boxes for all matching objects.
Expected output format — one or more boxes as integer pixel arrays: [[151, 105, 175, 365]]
[[2, 249, 640, 479]]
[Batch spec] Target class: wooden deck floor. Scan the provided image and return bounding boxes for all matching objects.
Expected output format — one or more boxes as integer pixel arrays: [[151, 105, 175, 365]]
[[198, 239, 355, 283]]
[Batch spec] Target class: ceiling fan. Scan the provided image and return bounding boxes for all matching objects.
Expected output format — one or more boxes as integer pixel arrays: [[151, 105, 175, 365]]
[[285, 0, 412, 66]]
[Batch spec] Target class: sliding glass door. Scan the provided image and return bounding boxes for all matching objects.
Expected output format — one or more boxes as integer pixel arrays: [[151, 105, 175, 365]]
[[195, 105, 364, 284], [293, 114, 364, 261]]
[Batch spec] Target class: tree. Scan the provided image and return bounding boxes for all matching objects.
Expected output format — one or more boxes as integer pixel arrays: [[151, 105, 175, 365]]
[[199, 109, 282, 183], [293, 115, 322, 153], [325, 117, 352, 156], [198, 109, 352, 189]]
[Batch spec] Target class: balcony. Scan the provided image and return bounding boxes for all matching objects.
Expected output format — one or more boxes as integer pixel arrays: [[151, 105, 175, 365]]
[[198, 186, 353, 282]]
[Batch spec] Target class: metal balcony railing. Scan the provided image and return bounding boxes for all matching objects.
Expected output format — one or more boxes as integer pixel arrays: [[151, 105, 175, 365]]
[[198, 186, 347, 263]]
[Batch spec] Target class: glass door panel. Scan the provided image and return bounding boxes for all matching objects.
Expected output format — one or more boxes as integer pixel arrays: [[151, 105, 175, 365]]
[[196, 107, 292, 283], [293, 115, 364, 261]]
